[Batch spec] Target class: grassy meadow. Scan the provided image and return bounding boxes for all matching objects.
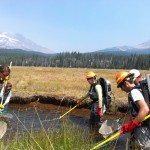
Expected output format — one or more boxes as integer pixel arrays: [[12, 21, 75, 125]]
[[10, 66, 149, 104], [2, 66, 149, 150]]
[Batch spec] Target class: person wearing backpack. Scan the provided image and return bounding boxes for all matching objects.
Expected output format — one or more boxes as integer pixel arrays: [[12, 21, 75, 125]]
[[78, 71, 107, 127], [116, 71, 150, 149], [129, 69, 144, 86]]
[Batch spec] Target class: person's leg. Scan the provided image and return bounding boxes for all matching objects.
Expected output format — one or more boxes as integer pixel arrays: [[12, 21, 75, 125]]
[[89, 102, 102, 127], [89, 103, 96, 127]]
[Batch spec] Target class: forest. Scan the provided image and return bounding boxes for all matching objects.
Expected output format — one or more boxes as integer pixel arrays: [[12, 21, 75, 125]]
[[0, 50, 150, 69]]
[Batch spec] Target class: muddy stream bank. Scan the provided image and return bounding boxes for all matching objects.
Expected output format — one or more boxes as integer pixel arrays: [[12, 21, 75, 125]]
[[3, 96, 130, 149]]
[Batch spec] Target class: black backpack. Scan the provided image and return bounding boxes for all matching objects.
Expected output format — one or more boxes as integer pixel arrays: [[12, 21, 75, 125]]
[[97, 77, 112, 109], [139, 74, 150, 108]]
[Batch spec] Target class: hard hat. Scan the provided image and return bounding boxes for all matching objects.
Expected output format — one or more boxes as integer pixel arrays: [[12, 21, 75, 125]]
[[129, 69, 140, 81], [86, 71, 96, 79], [116, 71, 129, 87]]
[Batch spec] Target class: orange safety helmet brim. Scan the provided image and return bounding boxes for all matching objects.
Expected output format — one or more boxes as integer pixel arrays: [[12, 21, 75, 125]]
[[116, 71, 129, 87], [86, 71, 96, 79]]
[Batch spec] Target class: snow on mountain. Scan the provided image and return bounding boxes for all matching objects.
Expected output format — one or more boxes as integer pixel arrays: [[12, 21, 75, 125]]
[[114, 40, 150, 51], [97, 40, 150, 53], [111, 46, 133, 51], [0, 32, 51, 53], [133, 40, 150, 49]]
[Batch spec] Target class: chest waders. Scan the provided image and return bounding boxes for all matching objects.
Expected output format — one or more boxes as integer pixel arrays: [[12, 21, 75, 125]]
[[89, 84, 102, 127]]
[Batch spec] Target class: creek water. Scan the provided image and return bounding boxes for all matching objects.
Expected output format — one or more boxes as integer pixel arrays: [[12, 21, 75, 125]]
[[2, 102, 129, 150]]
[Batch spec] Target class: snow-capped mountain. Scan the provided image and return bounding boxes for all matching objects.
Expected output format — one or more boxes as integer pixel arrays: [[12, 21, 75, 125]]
[[116, 40, 150, 51], [134, 40, 150, 49], [0, 32, 51, 53], [95, 40, 150, 54]]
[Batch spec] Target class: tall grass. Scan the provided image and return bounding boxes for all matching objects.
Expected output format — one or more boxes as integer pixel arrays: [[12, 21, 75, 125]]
[[0, 119, 94, 150]]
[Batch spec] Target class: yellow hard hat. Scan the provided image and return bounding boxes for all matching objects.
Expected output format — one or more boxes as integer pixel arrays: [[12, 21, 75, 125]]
[[86, 71, 96, 79]]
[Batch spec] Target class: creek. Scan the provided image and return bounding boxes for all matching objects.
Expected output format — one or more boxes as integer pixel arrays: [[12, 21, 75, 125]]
[[2, 102, 129, 150]]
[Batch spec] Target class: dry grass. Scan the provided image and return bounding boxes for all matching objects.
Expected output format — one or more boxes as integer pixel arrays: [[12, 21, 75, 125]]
[[9, 66, 150, 103]]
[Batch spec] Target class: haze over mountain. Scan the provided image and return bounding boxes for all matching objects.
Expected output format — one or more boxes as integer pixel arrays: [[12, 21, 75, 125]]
[[0, 32, 150, 54], [0, 32, 51, 53], [95, 40, 150, 54]]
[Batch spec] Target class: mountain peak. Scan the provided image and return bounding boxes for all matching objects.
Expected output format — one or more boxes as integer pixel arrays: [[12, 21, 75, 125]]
[[134, 40, 150, 49], [0, 32, 51, 53]]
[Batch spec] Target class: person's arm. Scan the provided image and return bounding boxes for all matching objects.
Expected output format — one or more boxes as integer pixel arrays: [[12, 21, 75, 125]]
[[95, 84, 103, 117], [77, 93, 89, 105], [0, 86, 4, 98], [134, 98, 149, 123], [81, 92, 89, 100], [3, 91, 12, 106], [95, 84, 103, 108], [131, 89, 149, 123], [121, 89, 149, 134]]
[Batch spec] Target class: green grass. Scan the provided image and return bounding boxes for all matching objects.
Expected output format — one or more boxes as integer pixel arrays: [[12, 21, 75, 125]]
[[1, 120, 94, 150]]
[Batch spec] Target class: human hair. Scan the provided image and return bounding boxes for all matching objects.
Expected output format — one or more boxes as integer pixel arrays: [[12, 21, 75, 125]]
[[0, 65, 10, 74]]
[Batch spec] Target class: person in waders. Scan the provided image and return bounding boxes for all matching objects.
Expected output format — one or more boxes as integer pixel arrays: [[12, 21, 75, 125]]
[[78, 71, 106, 127], [116, 71, 150, 149], [0, 82, 12, 112]]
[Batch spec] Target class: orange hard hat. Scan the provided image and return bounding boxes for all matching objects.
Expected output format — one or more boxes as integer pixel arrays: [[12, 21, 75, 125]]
[[116, 71, 129, 87], [86, 71, 96, 79]]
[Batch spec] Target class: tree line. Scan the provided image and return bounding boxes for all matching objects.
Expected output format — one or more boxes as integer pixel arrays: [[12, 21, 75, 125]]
[[0, 51, 150, 69]]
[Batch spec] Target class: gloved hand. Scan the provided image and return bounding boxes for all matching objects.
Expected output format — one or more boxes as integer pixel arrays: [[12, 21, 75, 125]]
[[121, 117, 141, 134], [0, 104, 4, 109], [77, 100, 82, 106], [77, 102, 80, 106], [97, 107, 102, 117]]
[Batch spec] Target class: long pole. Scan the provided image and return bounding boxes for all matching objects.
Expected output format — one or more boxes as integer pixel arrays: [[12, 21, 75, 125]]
[[90, 114, 150, 150], [44, 98, 85, 122]]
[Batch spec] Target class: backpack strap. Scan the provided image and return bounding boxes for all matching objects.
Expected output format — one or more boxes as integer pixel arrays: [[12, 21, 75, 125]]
[[97, 77, 112, 109], [128, 91, 139, 117], [140, 79, 150, 108]]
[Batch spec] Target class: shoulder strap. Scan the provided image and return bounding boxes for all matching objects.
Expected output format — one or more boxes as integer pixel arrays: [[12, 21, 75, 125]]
[[140, 79, 150, 107], [128, 91, 139, 114], [97, 77, 108, 97]]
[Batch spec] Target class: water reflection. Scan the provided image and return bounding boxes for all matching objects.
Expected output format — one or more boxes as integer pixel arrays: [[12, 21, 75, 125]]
[[2, 102, 129, 149]]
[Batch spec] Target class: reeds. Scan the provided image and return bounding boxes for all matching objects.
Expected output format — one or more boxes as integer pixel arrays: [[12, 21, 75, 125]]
[[0, 106, 94, 150]]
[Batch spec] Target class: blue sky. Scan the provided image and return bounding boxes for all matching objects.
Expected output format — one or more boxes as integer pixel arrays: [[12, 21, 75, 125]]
[[0, 0, 150, 53]]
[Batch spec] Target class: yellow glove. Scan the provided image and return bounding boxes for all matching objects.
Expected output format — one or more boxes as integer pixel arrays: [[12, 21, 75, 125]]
[[0, 104, 4, 109], [4, 76, 10, 80], [0, 76, 9, 81]]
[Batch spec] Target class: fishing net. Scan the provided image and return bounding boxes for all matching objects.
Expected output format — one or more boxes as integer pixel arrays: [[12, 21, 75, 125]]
[[99, 119, 121, 139], [0, 121, 7, 139], [0, 112, 13, 119]]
